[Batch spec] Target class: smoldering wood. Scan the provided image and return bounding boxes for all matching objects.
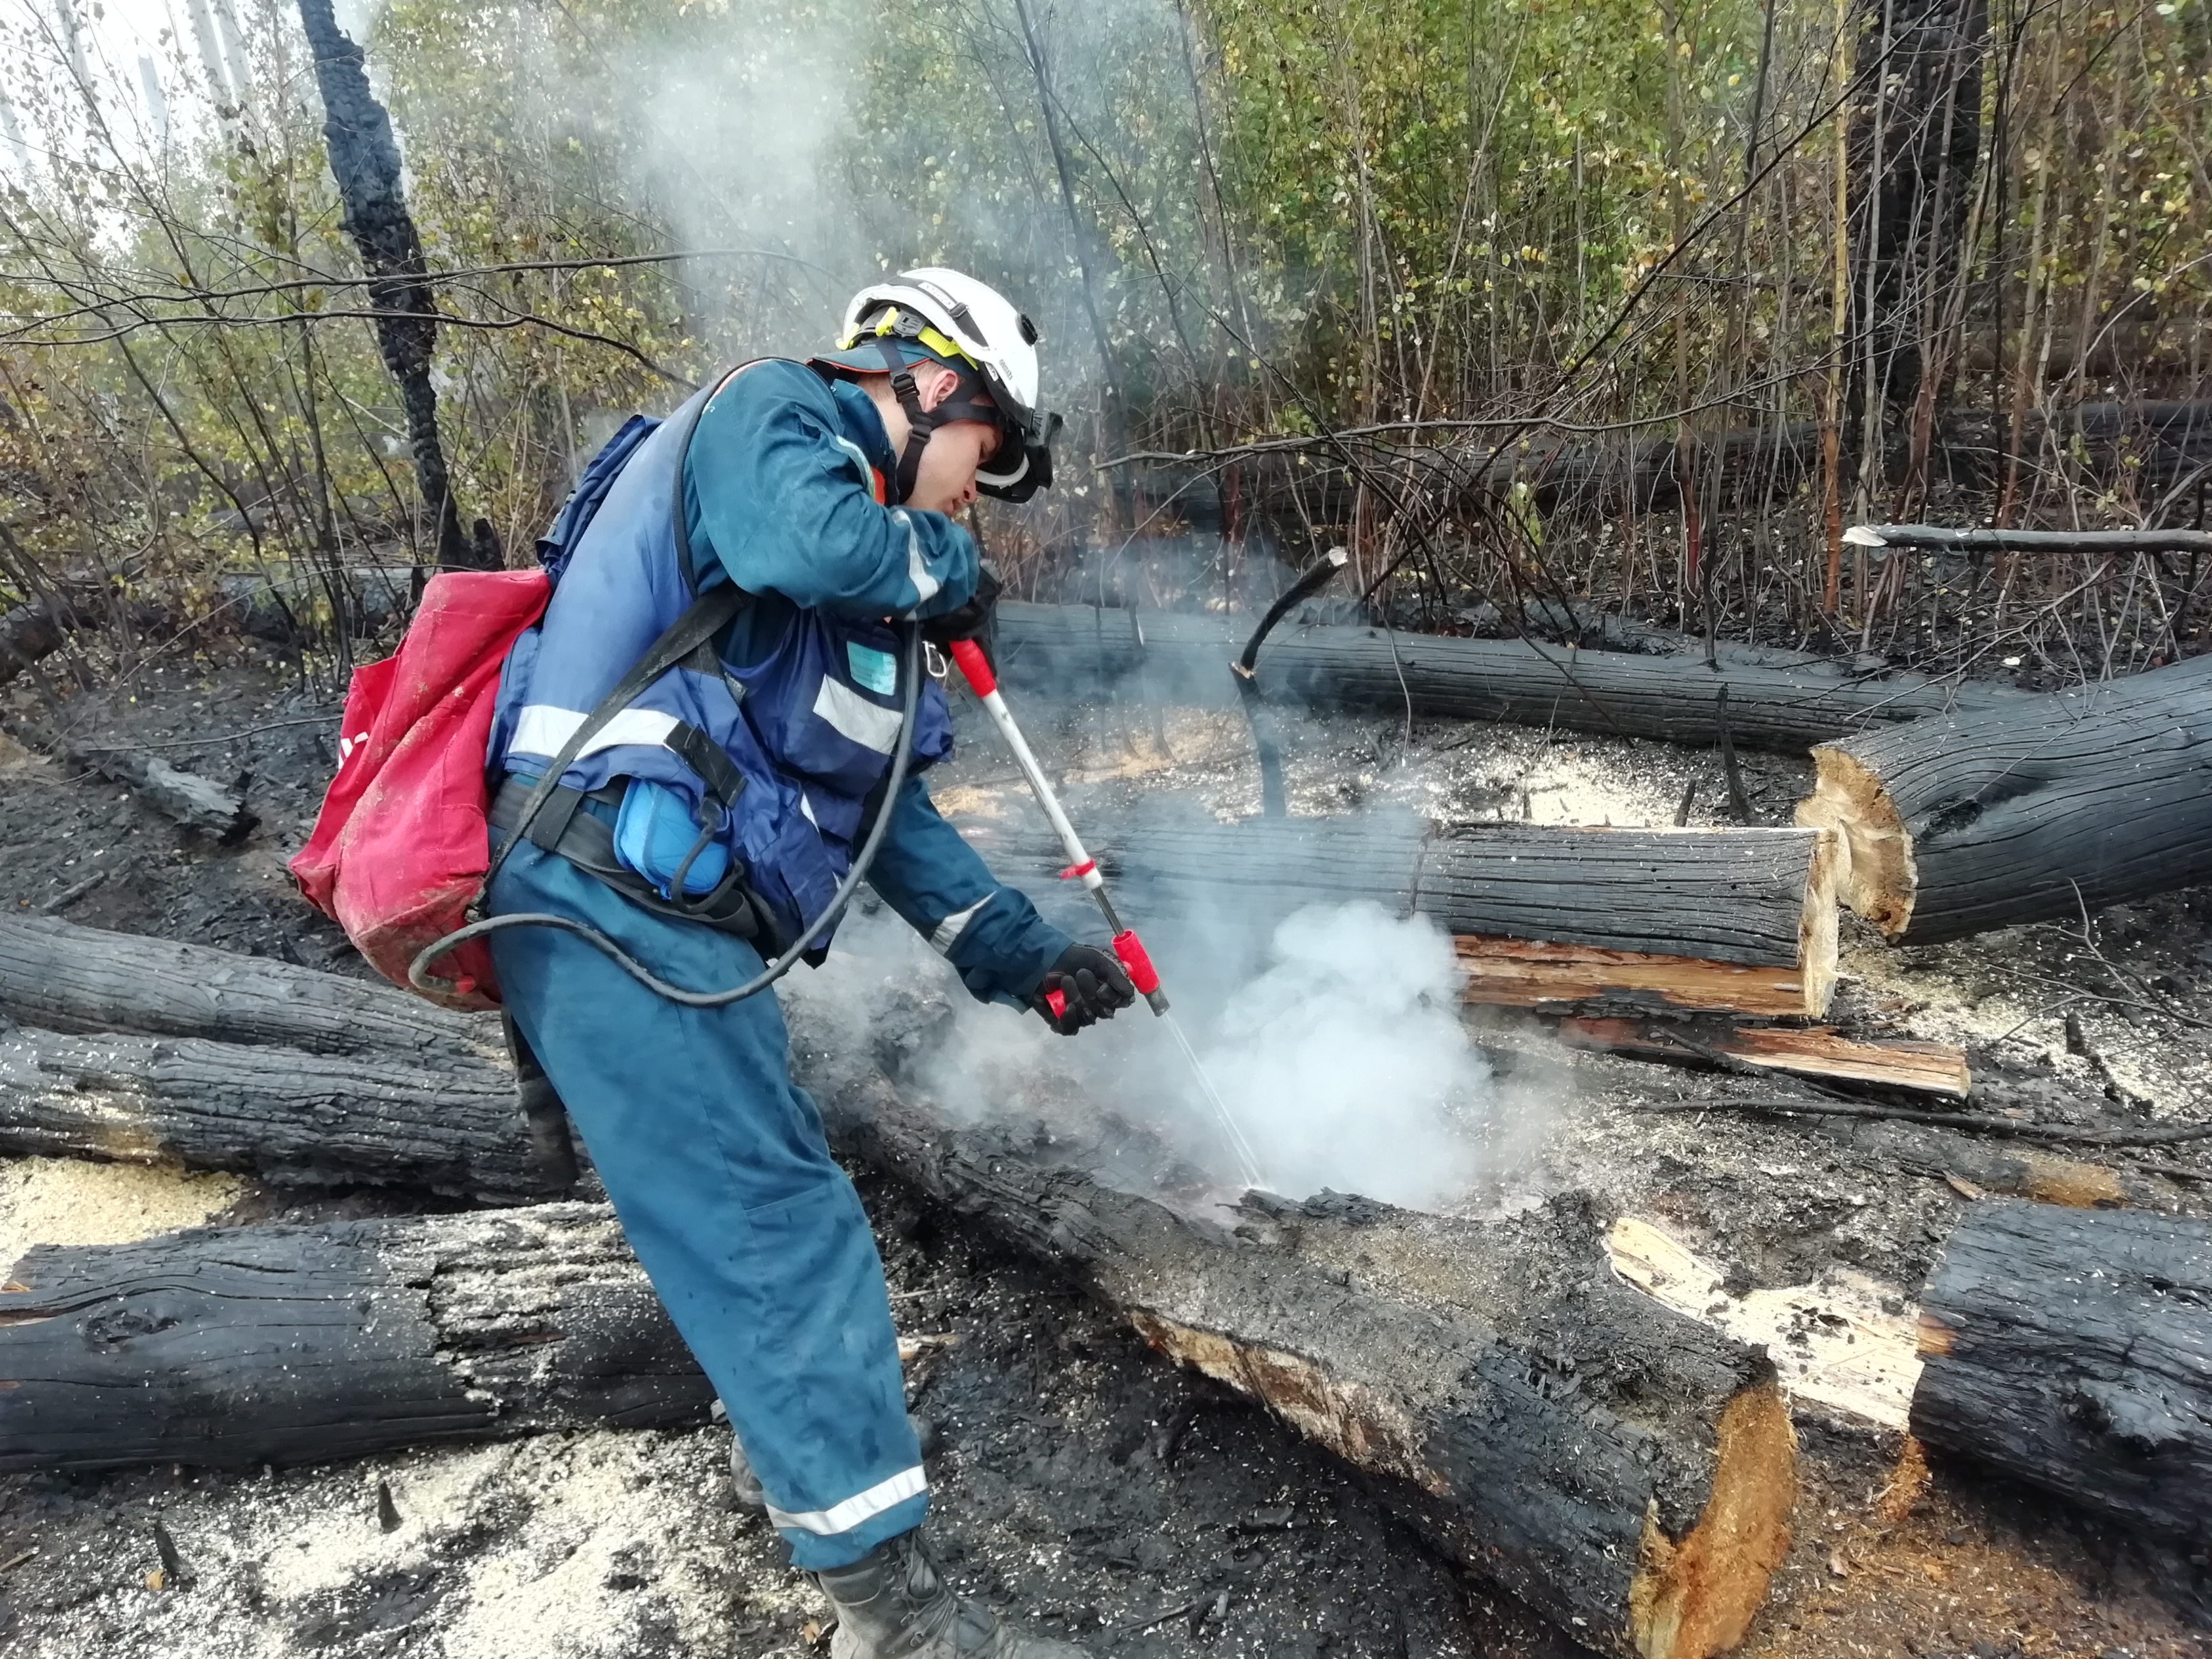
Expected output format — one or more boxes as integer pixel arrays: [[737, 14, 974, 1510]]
[[1796, 650, 2212, 943], [0, 1019, 541, 1203], [992, 600, 2027, 752], [1910, 1200, 2212, 1542], [968, 814, 1840, 1017], [0, 1204, 710, 1471], [0, 984, 1801, 1659]]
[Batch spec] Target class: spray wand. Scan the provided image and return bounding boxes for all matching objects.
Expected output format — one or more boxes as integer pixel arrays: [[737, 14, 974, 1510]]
[[945, 639, 1266, 1191]]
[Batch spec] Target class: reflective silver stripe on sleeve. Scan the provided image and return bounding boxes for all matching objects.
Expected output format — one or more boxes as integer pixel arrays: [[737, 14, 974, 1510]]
[[765, 1465, 928, 1536], [890, 508, 941, 605], [928, 895, 991, 956], [833, 434, 874, 483], [510, 704, 682, 761], [813, 676, 903, 755]]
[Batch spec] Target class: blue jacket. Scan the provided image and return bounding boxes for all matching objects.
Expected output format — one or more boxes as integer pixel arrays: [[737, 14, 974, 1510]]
[[491, 360, 1069, 1003]]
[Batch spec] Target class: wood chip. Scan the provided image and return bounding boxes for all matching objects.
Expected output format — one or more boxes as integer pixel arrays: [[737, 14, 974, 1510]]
[[1944, 1173, 1986, 1200]]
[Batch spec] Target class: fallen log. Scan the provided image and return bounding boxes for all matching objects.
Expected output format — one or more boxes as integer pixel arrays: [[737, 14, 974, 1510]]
[[1910, 1200, 2212, 1542], [974, 814, 1841, 1018], [992, 600, 2027, 752], [0, 1019, 540, 1203], [0, 971, 1800, 1659], [0, 589, 167, 691], [1557, 1017, 1971, 1098], [0, 914, 497, 1063], [0, 1204, 709, 1470], [1849, 523, 2212, 558], [1795, 651, 2212, 942], [54, 741, 256, 842], [0, 917, 535, 1200]]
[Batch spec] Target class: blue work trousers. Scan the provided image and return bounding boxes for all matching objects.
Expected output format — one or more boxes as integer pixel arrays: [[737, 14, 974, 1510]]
[[487, 836, 924, 1568]]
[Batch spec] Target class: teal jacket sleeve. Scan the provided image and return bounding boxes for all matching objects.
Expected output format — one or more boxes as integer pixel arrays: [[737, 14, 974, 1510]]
[[683, 360, 976, 619], [864, 775, 1072, 1006]]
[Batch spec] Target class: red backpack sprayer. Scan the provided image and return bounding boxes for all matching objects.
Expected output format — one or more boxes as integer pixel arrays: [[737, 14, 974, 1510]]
[[945, 639, 1265, 1191]]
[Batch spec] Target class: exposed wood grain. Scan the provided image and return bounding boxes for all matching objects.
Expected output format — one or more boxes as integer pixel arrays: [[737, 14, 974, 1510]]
[[1797, 652, 2212, 942], [1558, 1018, 1971, 1097], [1455, 938, 1827, 1018]]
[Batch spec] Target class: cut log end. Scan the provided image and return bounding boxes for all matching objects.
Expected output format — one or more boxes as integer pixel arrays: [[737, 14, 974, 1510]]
[[1456, 937, 1828, 1019], [1799, 827, 1843, 1014], [1795, 747, 1914, 939], [1629, 1380, 1798, 1659]]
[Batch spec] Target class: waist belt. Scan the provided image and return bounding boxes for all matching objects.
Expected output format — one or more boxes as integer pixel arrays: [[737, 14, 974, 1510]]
[[490, 775, 766, 940]]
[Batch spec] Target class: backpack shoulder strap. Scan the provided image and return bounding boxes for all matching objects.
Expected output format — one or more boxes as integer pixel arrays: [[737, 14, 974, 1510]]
[[477, 375, 757, 913]]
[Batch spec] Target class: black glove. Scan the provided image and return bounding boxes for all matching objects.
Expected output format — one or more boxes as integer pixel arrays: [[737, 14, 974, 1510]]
[[1030, 942, 1136, 1035], [920, 567, 1000, 653]]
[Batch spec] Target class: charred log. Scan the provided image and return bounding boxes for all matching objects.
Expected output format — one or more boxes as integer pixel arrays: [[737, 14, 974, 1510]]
[[1795, 651, 2212, 941], [992, 600, 2026, 752], [0, 914, 496, 1063], [0, 1204, 708, 1471], [1910, 1200, 2212, 1542], [0, 917, 537, 1199], [0, 1019, 539, 1203], [55, 743, 254, 842], [0, 590, 166, 691], [0, 984, 1800, 1659], [970, 815, 1841, 1018]]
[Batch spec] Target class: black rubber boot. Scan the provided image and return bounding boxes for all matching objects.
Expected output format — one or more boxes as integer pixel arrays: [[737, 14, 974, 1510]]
[[813, 1530, 1090, 1658]]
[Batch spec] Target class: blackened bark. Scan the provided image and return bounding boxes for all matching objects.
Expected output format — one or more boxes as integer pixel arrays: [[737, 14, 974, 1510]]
[[295, 0, 486, 572], [1846, 0, 1988, 455], [1911, 1200, 2212, 1542]]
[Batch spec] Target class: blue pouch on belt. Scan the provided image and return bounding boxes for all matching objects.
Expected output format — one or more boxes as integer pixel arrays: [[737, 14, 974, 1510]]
[[613, 779, 732, 899]]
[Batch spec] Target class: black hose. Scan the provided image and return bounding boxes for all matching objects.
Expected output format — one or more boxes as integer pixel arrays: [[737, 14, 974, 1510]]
[[411, 621, 924, 1008], [1233, 548, 1349, 817]]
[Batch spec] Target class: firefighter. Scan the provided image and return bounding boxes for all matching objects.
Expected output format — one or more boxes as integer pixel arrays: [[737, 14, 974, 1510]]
[[483, 269, 1129, 1658]]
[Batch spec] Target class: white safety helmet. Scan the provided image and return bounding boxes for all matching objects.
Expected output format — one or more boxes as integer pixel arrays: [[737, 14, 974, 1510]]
[[815, 267, 1059, 504]]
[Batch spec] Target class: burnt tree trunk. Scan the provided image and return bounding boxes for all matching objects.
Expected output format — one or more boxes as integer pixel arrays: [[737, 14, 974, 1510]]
[[296, 0, 483, 573], [991, 601, 2027, 752], [969, 815, 1841, 1018], [0, 1019, 541, 1203], [0, 1204, 709, 1471], [0, 916, 541, 1200], [1795, 651, 2212, 941], [0, 956, 1800, 1659], [1845, 0, 1986, 435], [1911, 1200, 2212, 1542], [0, 914, 497, 1061]]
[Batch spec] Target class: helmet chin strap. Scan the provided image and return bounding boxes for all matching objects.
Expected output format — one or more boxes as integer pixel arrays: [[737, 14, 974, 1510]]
[[874, 335, 937, 504]]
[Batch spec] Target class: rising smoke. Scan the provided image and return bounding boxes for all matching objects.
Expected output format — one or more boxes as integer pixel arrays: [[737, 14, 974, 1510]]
[[790, 888, 1525, 1216]]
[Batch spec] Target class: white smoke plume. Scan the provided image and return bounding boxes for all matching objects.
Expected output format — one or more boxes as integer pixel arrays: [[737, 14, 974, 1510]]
[[1201, 902, 1490, 1210], [791, 890, 1529, 1216]]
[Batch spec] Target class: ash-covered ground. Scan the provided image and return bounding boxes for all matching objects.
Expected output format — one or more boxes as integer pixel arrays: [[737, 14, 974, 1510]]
[[1, 632, 2209, 1657]]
